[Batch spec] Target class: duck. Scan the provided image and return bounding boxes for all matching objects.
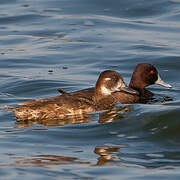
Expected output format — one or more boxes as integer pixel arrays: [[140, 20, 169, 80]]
[[4, 70, 138, 121], [113, 63, 172, 103], [57, 63, 172, 104]]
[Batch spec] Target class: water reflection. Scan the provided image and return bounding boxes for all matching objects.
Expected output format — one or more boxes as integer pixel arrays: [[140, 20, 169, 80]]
[[94, 146, 121, 166], [15, 105, 134, 128], [99, 105, 133, 124], [10, 145, 124, 168], [4, 145, 180, 169], [12, 154, 89, 168], [16, 113, 92, 128]]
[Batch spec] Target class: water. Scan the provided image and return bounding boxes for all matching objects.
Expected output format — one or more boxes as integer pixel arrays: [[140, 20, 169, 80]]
[[0, 0, 180, 179]]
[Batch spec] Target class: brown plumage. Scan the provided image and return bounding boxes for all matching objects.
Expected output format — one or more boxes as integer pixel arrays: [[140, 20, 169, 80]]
[[59, 63, 172, 104], [5, 70, 138, 121]]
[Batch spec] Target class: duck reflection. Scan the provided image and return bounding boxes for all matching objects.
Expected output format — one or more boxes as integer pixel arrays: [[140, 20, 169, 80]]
[[12, 154, 89, 168], [94, 146, 121, 166], [99, 105, 133, 124], [15, 105, 134, 128], [11, 145, 124, 168], [16, 113, 93, 128]]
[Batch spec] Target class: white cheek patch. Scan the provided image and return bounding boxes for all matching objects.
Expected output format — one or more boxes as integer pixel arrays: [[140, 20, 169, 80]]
[[101, 86, 112, 95], [118, 79, 126, 88], [100, 79, 128, 95], [114, 79, 125, 89]]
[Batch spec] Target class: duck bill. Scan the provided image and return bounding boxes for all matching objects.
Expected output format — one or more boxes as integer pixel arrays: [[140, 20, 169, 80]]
[[120, 86, 139, 95], [155, 74, 172, 88]]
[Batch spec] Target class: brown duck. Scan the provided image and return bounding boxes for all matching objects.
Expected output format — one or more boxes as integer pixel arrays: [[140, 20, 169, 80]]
[[58, 63, 172, 103], [4, 70, 138, 121]]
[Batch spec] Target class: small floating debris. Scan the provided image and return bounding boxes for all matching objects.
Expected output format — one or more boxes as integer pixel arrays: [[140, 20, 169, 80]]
[[163, 96, 173, 101], [48, 70, 53, 74], [62, 66, 68, 70], [22, 4, 30, 8], [43, 8, 62, 13]]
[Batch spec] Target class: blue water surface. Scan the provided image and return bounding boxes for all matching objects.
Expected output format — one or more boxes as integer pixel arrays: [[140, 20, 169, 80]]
[[0, 0, 180, 179]]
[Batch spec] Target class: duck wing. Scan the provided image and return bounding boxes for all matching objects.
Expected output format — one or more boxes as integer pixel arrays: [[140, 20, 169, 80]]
[[19, 88, 95, 106], [14, 94, 96, 121], [18, 96, 61, 106]]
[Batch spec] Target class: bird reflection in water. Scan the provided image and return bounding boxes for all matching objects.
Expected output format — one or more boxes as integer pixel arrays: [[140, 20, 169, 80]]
[[94, 146, 121, 166], [16, 105, 134, 128], [12, 154, 90, 168], [11, 145, 126, 168], [99, 105, 133, 124], [12, 106, 131, 168]]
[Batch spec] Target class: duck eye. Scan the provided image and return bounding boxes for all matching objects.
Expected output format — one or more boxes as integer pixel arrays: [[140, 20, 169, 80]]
[[150, 70, 155, 75]]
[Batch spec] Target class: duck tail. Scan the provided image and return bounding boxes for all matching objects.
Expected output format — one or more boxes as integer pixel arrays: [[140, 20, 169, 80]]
[[0, 105, 14, 110], [57, 88, 68, 94]]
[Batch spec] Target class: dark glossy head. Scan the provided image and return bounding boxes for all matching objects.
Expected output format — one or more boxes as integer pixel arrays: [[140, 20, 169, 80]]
[[129, 63, 172, 90], [95, 70, 138, 96]]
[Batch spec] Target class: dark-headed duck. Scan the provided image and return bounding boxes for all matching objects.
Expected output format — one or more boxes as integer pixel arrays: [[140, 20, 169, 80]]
[[4, 70, 138, 121], [113, 63, 172, 103], [58, 63, 172, 104]]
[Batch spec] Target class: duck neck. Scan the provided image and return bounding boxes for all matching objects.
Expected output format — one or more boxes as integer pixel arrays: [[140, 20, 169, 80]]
[[129, 81, 153, 99], [94, 80, 108, 103], [129, 78, 145, 97], [94, 88, 104, 103], [94, 88, 116, 110]]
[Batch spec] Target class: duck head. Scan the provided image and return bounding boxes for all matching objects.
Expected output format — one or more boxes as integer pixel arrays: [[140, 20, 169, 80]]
[[129, 63, 172, 91], [95, 70, 138, 100]]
